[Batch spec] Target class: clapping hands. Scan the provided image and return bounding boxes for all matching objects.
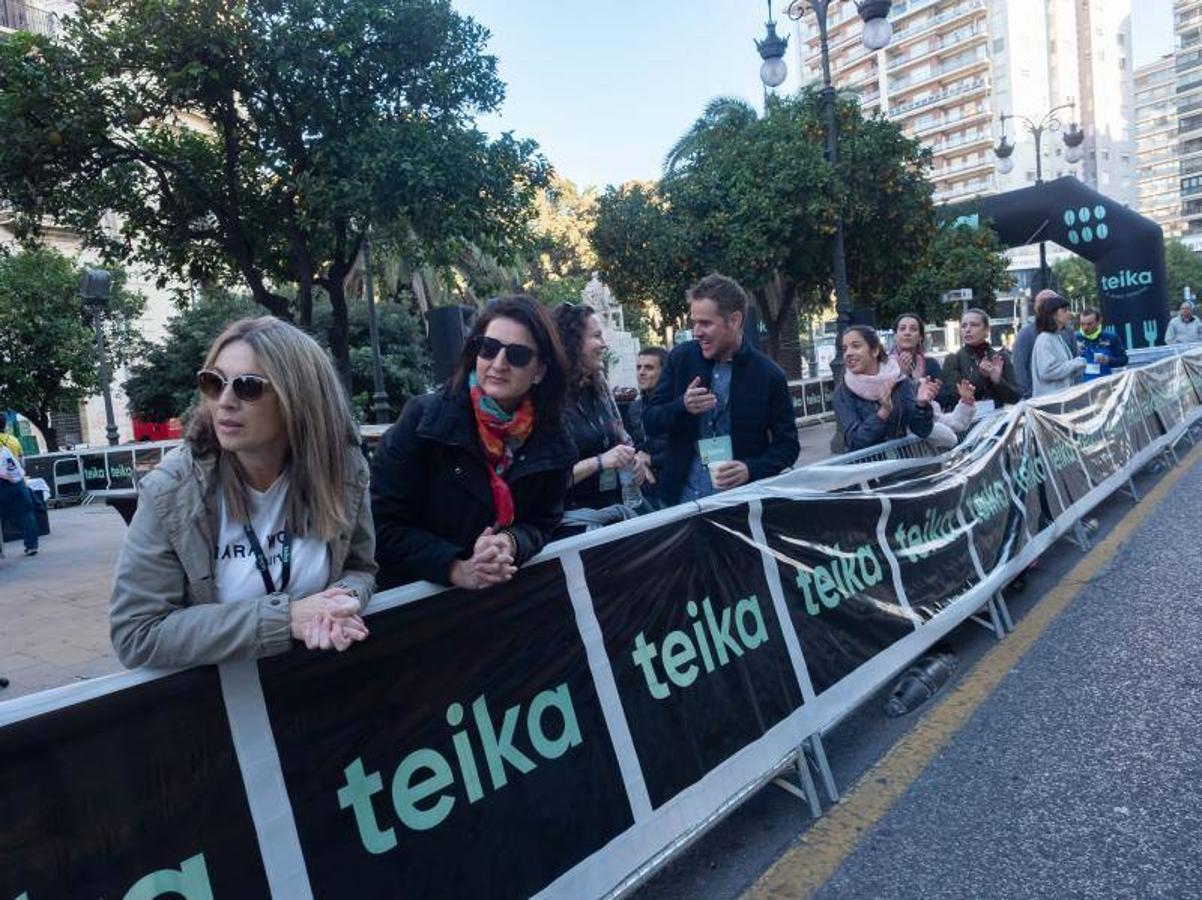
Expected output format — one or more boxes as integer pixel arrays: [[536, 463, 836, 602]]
[[915, 377, 939, 407], [977, 354, 1004, 384]]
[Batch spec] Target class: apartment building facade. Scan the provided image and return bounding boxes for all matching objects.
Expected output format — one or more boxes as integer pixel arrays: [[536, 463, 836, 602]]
[[792, 0, 1137, 209], [1134, 54, 1185, 238], [1175, 0, 1202, 242]]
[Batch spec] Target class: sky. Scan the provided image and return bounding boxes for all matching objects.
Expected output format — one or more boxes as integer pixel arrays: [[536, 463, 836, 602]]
[[454, 0, 1176, 192]]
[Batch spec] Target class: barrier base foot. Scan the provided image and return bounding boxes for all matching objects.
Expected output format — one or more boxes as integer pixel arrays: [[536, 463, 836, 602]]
[[806, 734, 839, 805], [994, 591, 1015, 633], [771, 749, 822, 818], [969, 594, 1006, 639]]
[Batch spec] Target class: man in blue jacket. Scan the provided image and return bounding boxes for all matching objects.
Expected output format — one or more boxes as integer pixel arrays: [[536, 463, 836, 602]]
[[643, 274, 800, 505], [1075, 307, 1127, 380]]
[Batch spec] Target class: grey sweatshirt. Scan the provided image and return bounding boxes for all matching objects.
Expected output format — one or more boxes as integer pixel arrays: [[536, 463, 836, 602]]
[[1165, 314, 1202, 345], [1031, 331, 1087, 398]]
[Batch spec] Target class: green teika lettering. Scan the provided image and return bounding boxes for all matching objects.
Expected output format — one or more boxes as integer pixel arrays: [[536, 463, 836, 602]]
[[123, 854, 213, 900], [630, 595, 771, 699]]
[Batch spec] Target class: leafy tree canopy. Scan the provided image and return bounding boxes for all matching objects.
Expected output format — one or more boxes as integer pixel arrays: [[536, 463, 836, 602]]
[[593, 88, 939, 373], [888, 222, 1014, 326], [0, 245, 145, 447], [0, 0, 548, 382], [123, 291, 432, 424]]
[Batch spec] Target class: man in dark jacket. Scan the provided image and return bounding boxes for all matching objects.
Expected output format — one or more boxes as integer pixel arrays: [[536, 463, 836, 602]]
[[643, 274, 799, 505], [1075, 307, 1127, 380], [623, 346, 669, 506]]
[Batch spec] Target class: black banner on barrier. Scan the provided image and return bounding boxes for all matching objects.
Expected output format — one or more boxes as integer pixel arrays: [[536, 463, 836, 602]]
[[258, 560, 631, 900], [81, 452, 109, 492], [107, 449, 135, 491], [758, 496, 914, 696], [880, 477, 983, 621], [0, 669, 269, 899], [580, 508, 803, 808]]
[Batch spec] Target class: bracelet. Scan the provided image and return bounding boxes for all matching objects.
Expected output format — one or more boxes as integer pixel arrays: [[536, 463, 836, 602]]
[[501, 529, 518, 558], [595, 454, 605, 474]]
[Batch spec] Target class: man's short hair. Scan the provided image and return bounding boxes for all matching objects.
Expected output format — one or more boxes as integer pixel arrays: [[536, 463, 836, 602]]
[[1080, 307, 1101, 321], [687, 273, 749, 321], [637, 346, 668, 365], [1033, 289, 1062, 314]]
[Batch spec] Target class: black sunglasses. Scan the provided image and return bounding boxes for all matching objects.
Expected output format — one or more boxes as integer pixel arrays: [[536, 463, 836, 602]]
[[470, 335, 537, 368], [197, 369, 273, 402]]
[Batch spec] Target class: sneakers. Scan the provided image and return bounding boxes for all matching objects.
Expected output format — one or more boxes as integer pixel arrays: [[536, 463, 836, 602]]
[[23, 547, 37, 556]]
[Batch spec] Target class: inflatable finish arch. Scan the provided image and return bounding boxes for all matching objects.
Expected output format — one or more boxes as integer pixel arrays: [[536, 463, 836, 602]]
[[965, 176, 1169, 349]]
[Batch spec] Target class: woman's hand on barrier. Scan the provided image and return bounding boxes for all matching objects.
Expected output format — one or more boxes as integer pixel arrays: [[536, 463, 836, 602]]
[[304, 612, 369, 652], [600, 444, 636, 472], [450, 528, 518, 590], [956, 379, 976, 405], [290, 589, 362, 648], [916, 378, 939, 407]]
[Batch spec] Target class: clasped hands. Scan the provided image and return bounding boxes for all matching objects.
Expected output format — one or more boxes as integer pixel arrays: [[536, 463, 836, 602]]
[[450, 526, 517, 591], [289, 587, 369, 653]]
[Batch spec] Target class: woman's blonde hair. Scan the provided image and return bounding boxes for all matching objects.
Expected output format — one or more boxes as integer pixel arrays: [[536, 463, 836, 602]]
[[187, 316, 359, 541]]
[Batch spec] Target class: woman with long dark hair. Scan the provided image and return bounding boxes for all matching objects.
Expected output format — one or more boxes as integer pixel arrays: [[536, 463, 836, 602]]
[[371, 295, 574, 590], [552, 303, 650, 522], [833, 326, 936, 451], [890, 313, 943, 382], [110, 317, 376, 668]]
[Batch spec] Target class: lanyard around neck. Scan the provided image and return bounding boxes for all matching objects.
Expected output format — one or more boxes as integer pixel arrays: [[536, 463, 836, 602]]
[[243, 524, 291, 595]]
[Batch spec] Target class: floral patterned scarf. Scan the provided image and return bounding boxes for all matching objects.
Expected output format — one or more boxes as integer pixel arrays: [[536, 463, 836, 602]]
[[469, 373, 535, 527]]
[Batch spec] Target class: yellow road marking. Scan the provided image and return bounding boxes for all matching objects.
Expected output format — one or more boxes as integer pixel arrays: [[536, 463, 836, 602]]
[[745, 441, 1202, 900]]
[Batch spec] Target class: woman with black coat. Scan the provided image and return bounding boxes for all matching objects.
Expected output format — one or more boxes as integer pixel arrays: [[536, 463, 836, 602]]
[[371, 295, 574, 590], [833, 326, 936, 451]]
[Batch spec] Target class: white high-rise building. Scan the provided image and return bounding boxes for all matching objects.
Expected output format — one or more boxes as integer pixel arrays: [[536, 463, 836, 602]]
[[1175, 0, 1202, 243], [791, 0, 1138, 209], [1134, 54, 1185, 238]]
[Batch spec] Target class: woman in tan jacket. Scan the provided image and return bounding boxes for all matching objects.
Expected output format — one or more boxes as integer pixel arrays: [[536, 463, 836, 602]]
[[109, 317, 377, 669]]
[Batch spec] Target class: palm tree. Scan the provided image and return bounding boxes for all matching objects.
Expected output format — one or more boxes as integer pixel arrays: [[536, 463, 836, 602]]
[[662, 97, 759, 175]]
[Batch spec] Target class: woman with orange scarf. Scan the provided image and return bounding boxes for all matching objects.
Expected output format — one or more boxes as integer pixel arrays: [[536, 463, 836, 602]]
[[371, 296, 574, 590]]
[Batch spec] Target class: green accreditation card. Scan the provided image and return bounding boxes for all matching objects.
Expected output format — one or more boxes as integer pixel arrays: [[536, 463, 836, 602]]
[[697, 435, 734, 467]]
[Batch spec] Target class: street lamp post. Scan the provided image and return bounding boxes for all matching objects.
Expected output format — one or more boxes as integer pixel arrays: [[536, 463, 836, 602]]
[[993, 104, 1085, 294], [80, 268, 120, 446], [361, 229, 392, 425], [759, 0, 893, 379]]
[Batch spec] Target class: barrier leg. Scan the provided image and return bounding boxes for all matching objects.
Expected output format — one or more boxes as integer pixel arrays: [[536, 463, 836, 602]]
[[1122, 477, 1140, 502], [806, 733, 839, 805], [772, 749, 822, 819], [1070, 519, 1092, 552], [969, 596, 1005, 640], [994, 591, 1015, 633]]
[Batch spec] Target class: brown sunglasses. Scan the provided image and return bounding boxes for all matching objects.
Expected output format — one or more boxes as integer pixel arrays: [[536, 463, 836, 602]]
[[197, 369, 273, 402]]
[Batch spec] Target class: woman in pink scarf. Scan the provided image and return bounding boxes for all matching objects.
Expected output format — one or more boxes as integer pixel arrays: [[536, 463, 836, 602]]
[[834, 326, 937, 451]]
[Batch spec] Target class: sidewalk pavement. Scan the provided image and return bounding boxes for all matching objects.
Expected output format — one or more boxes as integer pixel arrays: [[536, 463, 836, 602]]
[[0, 422, 839, 704], [0, 504, 126, 700]]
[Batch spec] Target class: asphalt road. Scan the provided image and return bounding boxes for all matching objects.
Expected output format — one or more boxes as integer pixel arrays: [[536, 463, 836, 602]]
[[636, 442, 1202, 900]]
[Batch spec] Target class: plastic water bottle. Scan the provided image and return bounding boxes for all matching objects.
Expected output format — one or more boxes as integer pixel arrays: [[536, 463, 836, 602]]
[[884, 651, 957, 717], [618, 461, 643, 510]]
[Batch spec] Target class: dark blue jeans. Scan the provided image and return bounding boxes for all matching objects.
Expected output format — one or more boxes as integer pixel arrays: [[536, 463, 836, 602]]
[[0, 479, 39, 551]]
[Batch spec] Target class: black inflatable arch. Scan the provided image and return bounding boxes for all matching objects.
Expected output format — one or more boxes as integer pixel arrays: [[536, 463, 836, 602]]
[[960, 176, 1169, 349]]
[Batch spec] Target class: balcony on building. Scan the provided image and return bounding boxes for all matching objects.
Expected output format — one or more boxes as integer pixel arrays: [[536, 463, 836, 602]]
[[0, 0, 57, 38]]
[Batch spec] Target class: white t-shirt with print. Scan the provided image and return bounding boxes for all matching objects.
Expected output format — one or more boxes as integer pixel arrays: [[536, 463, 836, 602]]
[[214, 474, 330, 604]]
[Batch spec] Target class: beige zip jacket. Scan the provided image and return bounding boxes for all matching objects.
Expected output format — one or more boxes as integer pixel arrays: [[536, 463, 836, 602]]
[[109, 444, 376, 669]]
